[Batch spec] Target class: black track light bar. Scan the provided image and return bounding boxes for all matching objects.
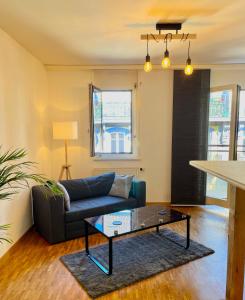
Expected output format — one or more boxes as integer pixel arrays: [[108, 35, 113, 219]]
[[156, 23, 182, 31]]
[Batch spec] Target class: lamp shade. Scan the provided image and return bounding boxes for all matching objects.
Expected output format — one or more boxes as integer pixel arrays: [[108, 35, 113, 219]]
[[53, 121, 78, 140]]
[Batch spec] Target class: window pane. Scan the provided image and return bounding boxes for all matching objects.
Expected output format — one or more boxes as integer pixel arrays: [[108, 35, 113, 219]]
[[119, 133, 124, 153], [206, 90, 232, 200], [111, 133, 117, 153], [95, 91, 132, 154]]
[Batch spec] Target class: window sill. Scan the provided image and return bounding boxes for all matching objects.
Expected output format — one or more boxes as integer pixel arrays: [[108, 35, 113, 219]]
[[93, 155, 141, 161]]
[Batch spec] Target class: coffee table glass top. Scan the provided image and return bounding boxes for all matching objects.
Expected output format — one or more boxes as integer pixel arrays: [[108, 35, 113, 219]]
[[84, 205, 189, 238]]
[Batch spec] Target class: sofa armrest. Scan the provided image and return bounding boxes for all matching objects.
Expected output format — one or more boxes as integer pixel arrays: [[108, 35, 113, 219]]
[[130, 179, 146, 207], [32, 185, 65, 244]]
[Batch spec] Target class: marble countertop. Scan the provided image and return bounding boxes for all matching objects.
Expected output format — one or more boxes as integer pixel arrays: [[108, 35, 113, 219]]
[[190, 160, 245, 190]]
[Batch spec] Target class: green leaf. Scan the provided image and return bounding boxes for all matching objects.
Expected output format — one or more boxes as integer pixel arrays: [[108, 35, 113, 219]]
[[0, 148, 27, 164], [0, 224, 12, 244]]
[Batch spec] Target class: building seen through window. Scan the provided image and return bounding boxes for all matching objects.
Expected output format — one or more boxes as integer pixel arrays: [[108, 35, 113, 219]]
[[93, 90, 132, 154]]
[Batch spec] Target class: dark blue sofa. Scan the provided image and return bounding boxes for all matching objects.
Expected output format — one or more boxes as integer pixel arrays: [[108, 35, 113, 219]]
[[32, 174, 146, 244]]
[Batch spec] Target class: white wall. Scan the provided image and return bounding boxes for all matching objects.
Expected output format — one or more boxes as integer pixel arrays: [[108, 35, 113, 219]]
[[48, 69, 94, 181], [0, 29, 50, 257], [137, 70, 173, 202], [211, 69, 245, 88], [47, 68, 173, 202]]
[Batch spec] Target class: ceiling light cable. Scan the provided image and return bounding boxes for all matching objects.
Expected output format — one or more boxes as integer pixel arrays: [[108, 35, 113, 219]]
[[187, 40, 191, 58], [185, 33, 189, 41], [150, 33, 160, 43]]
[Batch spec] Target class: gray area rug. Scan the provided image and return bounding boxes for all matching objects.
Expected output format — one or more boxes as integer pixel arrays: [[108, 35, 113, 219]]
[[60, 229, 214, 299]]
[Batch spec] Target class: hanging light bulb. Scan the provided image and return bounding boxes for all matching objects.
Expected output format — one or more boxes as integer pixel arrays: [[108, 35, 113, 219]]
[[144, 34, 152, 72], [161, 38, 171, 69], [184, 41, 194, 76], [144, 55, 152, 72], [184, 58, 193, 75], [162, 50, 170, 68]]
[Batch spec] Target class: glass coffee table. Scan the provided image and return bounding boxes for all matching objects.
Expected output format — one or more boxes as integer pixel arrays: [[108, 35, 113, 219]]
[[84, 205, 190, 275]]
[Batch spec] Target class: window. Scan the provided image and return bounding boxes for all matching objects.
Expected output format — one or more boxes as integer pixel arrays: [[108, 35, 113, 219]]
[[206, 88, 232, 200], [206, 85, 240, 205], [90, 85, 133, 156]]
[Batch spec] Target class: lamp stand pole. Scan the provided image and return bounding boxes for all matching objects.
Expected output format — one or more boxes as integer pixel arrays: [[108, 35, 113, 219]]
[[59, 140, 72, 180]]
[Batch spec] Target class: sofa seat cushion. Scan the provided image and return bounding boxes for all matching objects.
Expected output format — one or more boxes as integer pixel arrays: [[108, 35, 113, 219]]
[[65, 196, 138, 223]]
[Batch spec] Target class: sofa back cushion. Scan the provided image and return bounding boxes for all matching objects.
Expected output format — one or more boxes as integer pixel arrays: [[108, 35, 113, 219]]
[[60, 172, 115, 201], [109, 174, 134, 199]]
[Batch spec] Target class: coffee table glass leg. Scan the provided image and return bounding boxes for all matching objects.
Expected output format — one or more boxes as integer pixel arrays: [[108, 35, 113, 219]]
[[85, 222, 89, 254], [85, 231, 112, 275], [186, 216, 190, 249], [108, 238, 113, 275]]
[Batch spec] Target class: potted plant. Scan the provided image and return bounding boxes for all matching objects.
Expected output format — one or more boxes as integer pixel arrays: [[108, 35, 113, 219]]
[[0, 147, 61, 244]]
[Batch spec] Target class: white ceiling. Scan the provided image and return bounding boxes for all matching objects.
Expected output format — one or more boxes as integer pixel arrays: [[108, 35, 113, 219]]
[[0, 0, 244, 65]]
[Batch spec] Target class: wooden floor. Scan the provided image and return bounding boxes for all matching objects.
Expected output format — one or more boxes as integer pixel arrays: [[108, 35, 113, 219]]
[[0, 206, 229, 300]]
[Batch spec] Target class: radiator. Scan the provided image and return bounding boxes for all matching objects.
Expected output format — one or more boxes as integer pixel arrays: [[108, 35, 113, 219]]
[[92, 167, 139, 177]]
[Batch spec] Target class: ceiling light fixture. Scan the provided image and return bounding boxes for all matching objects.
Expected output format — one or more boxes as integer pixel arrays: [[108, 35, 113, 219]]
[[184, 41, 194, 76], [141, 23, 197, 75]]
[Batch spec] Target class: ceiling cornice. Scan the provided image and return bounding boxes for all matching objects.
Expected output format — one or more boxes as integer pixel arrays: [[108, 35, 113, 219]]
[[45, 64, 245, 71]]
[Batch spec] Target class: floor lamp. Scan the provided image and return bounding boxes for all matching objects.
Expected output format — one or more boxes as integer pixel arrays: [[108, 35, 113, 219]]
[[52, 121, 78, 180]]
